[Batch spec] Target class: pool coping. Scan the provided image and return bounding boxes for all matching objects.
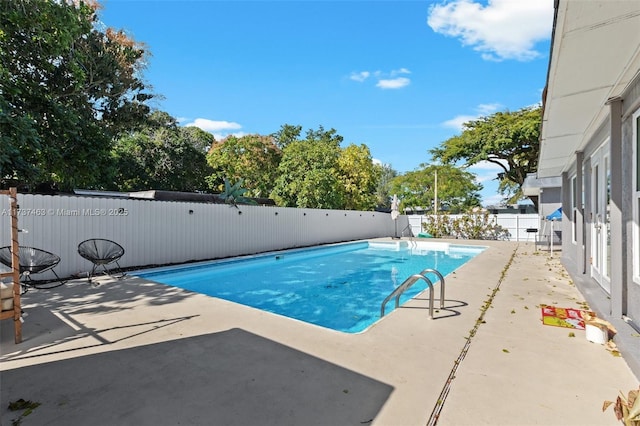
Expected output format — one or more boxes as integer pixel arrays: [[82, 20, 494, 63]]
[[1, 238, 637, 425], [128, 239, 486, 276]]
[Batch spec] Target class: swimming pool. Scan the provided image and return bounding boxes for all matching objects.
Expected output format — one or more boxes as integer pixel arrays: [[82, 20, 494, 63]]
[[135, 240, 485, 333]]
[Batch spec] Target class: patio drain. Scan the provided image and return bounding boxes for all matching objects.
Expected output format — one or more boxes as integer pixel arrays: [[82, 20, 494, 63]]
[[425, 245, 518, 426]]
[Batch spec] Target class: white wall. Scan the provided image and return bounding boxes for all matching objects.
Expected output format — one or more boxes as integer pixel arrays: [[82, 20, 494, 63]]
[[0, 194, 402, 279]]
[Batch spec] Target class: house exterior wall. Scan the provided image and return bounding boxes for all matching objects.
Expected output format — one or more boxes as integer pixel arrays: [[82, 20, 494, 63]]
[[562, 120, 609, 277], [537, 0, 640, 378], [559, 73, 640, 373], [538, 187, 561, 218], [622, 80, 640, 324]]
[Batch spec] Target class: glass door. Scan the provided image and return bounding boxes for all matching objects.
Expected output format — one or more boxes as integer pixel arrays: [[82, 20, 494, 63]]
[[590, 143, 611, 293]]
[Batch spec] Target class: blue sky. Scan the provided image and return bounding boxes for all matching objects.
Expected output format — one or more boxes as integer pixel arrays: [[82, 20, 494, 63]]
[[99, 0, 553, 206]]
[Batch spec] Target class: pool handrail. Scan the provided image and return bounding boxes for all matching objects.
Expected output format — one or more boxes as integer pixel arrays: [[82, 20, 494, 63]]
[[419, 268, 445, 309], [381, 274, 435, 319]]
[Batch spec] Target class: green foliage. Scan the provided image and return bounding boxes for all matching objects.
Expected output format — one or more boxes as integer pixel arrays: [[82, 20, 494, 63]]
[[0, 0, 392, 201], [430, 105, 541, 202], [337, 144, 378, 210], [206, 134, 281, 197], [422, 208, 510, 240], [451, 209, 511, 240], [220, 178, 257, 207], [0, 0, 154, 190], [112, 111, 214, 192], [8, 398, 40, 425], [374, 163, 398, 209], [421, 214, 454, 238], [270, 126, 348, 209], [0, 97, 40, 187], [270, 137, 345, 208], [271, 124, 302, 149], [304, 125, 343, 147], [498, 179, 523, 204], [211, 125, 383, 209], [390, 164, 482, 214]]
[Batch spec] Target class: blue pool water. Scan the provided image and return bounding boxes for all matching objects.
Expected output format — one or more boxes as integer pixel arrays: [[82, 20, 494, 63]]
[[136, 241, 485, 333]]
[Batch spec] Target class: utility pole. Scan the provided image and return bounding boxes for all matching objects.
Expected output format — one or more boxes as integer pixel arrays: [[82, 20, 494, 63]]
[[434, 167, 438, 215]]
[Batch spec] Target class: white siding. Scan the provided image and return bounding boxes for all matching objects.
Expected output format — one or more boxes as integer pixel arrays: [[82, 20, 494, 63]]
[[0, 194, 400, 279], [407, 214, 543, 241]]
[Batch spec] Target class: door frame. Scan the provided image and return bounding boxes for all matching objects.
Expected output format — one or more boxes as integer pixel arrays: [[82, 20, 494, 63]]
[[590, 140, 611, 293]]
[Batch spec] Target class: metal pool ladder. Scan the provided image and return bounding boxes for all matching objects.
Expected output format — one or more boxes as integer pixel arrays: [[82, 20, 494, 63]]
[[380, 268, 446, 319]]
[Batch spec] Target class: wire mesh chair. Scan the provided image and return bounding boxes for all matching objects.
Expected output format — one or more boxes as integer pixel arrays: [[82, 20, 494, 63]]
[[77, 239, 125, 282], [0, 246, 66, 290]]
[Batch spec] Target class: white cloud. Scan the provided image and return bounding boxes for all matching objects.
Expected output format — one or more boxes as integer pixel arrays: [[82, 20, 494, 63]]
[[471, 169, 502, 186], [468, 159, 508, 172], [184, 118, 245, 140], [477, 103, 502, 115], [349, 69, 411, 89], [443, 114, 477, 130], [217, 131, 246, 140], [482, 193, 505, 207], [376, 77, 411, 90], [427, 0, 553, 61], [391, 68, 411, 76], [350, 71, 370, 82], [185, 118, 242, 132], [443, 103, 501, 130], [475, 174, 496, 184], [468, 162, 507, 205]]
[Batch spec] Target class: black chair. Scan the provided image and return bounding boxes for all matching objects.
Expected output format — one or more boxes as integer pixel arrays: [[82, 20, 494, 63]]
[[0, 246, 66, 290], [77, 239, 125, 282]]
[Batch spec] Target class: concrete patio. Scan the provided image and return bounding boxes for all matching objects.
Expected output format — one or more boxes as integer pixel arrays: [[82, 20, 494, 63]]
[[1, 240, 638, 425]]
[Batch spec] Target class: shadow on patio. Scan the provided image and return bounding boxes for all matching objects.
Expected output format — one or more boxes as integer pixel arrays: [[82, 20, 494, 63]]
[[1, 328, 393, 426], [0, 275, 201, 361]]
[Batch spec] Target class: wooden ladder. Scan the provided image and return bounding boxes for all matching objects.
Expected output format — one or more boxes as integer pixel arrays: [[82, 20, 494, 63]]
[[0, 188, 21, 343]]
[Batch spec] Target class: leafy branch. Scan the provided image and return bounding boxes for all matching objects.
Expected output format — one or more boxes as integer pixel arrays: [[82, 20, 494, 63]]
[[604, 388, 640, 426], [220, 178, 257, 208]]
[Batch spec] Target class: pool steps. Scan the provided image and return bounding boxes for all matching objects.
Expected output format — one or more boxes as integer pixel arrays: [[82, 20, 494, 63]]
[[380, 268, 446, 319], [369, 240, 453, 254]]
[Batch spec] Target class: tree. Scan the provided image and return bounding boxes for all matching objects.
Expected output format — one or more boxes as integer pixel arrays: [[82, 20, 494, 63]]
[[337, 144, 378, 210], [271, 124, 302, 149], [374, 163, 398, 209], [270, 127, 345, 208], [111, 111, 214, 192], [206, 134, 281, 197], [430, 105, 541, 203], [390, 164, 482, 214], [207, 124, 381, 210], [304, 125, 343, 146], [0, 0, 153, 190]]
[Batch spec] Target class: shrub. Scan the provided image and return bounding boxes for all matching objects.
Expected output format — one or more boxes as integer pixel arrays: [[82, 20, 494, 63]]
[[422, 208, 510, 240]]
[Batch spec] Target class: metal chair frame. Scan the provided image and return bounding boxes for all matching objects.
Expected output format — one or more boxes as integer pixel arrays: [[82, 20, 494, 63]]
[[77, 238, 125, 282], [0, 246, 66, 291]]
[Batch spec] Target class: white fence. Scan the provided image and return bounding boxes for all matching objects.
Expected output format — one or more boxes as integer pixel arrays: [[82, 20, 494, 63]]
[[0, 194, 403, 280], [406, 214, 544, 242]]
